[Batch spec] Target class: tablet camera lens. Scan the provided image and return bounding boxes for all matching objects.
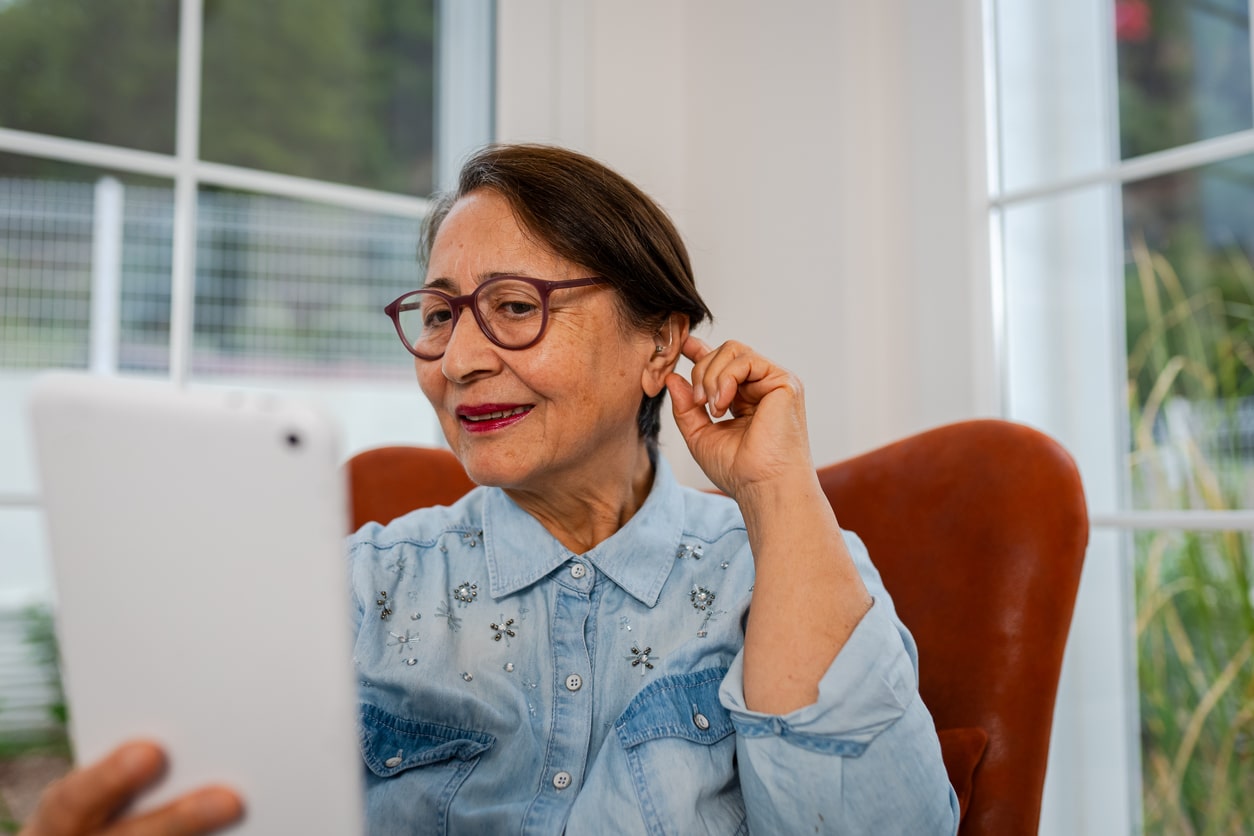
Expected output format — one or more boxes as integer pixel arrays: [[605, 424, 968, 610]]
[[285, 431, 302, 449]]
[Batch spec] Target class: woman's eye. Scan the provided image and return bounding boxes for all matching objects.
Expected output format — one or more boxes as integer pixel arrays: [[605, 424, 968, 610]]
[[423, 308, 453, 328], [495, 299, 540, 318]]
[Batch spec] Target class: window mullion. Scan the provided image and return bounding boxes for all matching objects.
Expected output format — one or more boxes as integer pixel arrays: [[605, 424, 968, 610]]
[[169, 0, 204, 388], [435, 0, 496, 191]]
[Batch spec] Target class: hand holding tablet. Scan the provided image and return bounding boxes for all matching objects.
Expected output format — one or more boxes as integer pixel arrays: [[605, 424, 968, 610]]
[[21, 741, 242, 835], [29, 374, 364, 835]]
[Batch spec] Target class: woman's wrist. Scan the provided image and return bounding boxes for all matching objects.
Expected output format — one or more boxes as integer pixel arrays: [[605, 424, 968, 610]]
[[733, 466, 830, 526]]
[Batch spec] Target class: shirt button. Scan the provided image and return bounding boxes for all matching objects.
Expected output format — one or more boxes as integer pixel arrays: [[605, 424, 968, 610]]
[[565, 673, 583, 691], [693, 712, 710, 731], [569, 563, 587, 579], [384, 756, 402, 768], [552, 770, 573, 790]]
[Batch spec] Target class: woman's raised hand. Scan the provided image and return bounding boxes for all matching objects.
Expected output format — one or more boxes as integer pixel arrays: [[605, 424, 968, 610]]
[[20, 741, 242, 836], [666, 336, 815, 499]]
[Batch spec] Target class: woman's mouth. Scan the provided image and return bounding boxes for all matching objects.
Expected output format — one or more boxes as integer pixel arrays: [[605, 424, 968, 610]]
[[456, 404, 533, 433]]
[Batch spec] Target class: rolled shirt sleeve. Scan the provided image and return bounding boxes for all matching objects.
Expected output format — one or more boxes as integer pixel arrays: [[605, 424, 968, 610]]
[[718, 533, 960, 834]]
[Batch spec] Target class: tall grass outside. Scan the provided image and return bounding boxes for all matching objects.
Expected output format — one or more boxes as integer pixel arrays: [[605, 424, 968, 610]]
[[1126, 235, 1254, 834]]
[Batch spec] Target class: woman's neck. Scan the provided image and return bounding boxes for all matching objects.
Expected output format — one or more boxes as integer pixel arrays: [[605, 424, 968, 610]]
[[503, 443, 655, 554]]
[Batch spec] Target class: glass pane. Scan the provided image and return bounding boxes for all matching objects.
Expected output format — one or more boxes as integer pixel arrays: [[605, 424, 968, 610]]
[[1, 377, 46, 497], [0, 154, 174, 373], [992, 0, 1110, 193], [1002, 186, 1124, 516], [1117, 0, 1253, 159], [0, 510, 54, 607], [1134, 528, 1254, 833], [0, 0, 179, 154], [200, 0, 436, 195], [1123, 156, 1254, 511], [191, 188, 421, 380]]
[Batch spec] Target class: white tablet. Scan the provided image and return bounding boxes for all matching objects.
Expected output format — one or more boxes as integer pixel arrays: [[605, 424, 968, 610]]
[[30, 373, 363, 835]]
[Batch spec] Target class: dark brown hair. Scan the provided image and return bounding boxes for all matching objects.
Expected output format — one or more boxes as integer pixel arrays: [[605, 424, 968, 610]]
[[420, 144, 712, 455]]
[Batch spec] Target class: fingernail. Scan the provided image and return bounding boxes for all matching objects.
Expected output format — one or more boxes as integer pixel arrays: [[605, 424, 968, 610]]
[[194, 788, 243, 823], [116, 742, 161, 779]]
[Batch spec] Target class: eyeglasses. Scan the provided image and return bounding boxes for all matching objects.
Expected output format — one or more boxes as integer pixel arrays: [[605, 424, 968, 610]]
[[385, 275, 609, 360]]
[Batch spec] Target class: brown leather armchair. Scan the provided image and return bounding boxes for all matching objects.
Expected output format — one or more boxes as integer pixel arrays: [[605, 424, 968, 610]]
[[346, 419, 1088, 835]]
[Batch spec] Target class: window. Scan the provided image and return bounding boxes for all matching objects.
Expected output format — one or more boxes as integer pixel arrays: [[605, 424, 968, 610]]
[[988, 0, 1254, 832], [0, 0, 493, 742]]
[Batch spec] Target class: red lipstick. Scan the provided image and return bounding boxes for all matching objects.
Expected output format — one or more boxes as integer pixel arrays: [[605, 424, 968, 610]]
[[456, 403, 533, 434]]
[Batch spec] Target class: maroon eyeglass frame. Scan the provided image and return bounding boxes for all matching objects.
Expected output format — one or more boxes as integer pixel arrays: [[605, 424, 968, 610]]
[[384, 275, 608, 360]]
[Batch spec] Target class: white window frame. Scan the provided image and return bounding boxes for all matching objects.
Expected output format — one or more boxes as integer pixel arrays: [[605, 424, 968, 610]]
[[985, 1, 1254, 833], [0, 0, 494, 514]]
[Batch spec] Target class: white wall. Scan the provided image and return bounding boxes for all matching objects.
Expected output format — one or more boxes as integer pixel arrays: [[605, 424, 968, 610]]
[[495, 7, 1125, 835], [495, 0, 995, 486]]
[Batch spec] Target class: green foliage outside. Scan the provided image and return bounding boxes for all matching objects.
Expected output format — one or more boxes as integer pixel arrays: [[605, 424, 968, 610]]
[[1120, 7, 1254, 823], [1116, 0, 1253, 160], [0, 0, 435, 375], [0, 605, 70, 754], [1126, 235, 1254, 834], [0, 0, 435, 195], [0, 606, 70, 835]]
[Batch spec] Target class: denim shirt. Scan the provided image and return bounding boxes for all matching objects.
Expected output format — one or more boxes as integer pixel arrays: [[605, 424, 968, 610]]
[[348, 458, 959, 835]]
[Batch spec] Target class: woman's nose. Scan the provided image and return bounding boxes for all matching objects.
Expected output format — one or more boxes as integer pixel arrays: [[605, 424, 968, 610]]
[[440, 309, 497, 381]]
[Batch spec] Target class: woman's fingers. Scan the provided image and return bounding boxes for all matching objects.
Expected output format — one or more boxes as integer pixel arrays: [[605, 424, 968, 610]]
[[671, 336, 814, 495], [665, 372, 713, 444], [32, 742, 166, 834], [685, 339, 776, 418], [105, 787, 243, 836], [680, 335, 715, 404], [22, 741, 243, 836]]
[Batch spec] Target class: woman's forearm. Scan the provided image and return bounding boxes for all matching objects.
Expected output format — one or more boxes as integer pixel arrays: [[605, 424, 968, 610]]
[[737, 469, 872, 714]]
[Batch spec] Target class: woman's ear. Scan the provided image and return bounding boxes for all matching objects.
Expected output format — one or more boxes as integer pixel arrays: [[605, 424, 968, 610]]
[[641, 313, 690, 397]]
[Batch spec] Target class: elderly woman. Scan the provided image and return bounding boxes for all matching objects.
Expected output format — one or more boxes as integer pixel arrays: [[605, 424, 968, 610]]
[[24, 145, 957, 835]]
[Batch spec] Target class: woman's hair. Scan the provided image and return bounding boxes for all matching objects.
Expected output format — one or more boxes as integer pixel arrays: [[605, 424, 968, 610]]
[[420, 143, 712, 456]]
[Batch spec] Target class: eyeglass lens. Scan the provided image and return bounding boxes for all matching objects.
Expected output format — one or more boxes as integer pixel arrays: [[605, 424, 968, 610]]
[[395, 278, 546, 356]]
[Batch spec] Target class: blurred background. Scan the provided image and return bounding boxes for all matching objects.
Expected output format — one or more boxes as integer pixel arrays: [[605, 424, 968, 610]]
[[2, 1, 1253, 833]]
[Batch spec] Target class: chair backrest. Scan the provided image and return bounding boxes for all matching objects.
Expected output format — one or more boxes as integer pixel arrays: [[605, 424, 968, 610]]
[[816, 419, 1087, 835], [346, 419, 1088, 835], [346, 445, 476, 531]]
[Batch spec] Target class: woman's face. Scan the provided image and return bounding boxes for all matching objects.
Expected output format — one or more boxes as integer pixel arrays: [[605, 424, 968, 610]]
[[417, 189, 660, 492]]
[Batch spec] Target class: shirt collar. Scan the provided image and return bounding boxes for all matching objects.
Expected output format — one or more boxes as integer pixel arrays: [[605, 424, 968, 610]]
[[481, 456, 686, 607]]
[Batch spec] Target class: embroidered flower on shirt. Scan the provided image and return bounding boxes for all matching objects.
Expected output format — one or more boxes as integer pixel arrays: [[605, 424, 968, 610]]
[[452, 581, 479, 606], [490, 617, 517, 643], [628, 645, 657, 675], [375, 591, 393, 620], [387, 629, 418, 654], [435, 600, 463, 632], [696, 607, 727, 638], [690, 585, 716, 611], [676, 542, 705, 561]]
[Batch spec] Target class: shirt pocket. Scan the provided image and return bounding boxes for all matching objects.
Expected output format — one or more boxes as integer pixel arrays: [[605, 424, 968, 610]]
[[359, 702, 495, 836], [614, 667, 746, 836]]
